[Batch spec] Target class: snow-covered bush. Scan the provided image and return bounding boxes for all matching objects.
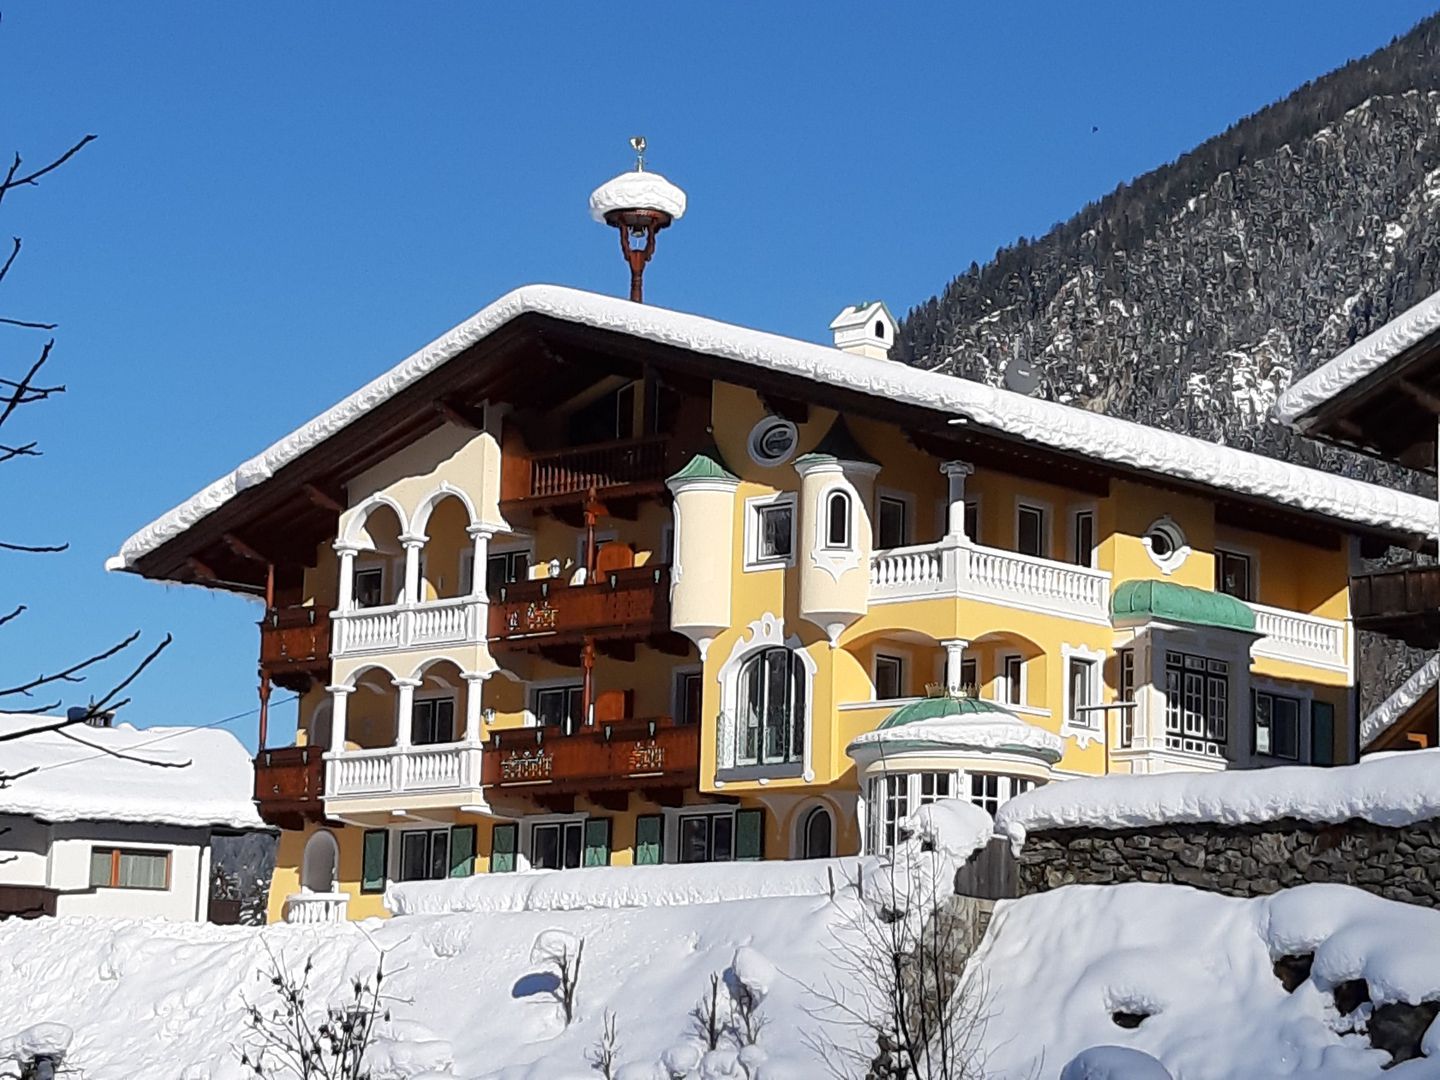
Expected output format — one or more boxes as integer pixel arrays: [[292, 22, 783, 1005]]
[[1060, 1046, 1174, 1080], [0, 1023, 72, 1080], [532, 928, 585, 1026]]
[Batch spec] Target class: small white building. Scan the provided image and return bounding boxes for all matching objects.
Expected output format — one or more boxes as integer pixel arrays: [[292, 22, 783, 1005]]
[[0, 715, 265, 920]]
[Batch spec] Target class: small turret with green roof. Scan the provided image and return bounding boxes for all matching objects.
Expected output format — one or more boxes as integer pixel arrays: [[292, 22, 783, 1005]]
[[667, 446, 738, 486]]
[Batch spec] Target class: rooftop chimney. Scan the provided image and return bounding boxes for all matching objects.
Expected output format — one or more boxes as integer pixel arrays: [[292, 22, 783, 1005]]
[[590, 137, 687, 303], [829, 301, 897, 360]]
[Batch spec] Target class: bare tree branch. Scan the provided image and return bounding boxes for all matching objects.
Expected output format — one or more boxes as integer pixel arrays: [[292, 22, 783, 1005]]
[[0, 441, 39, 463], [0, 538, 67, 553], [0, 134, 96, 208], [0, 630, 142, 702], [0, 338, 54, 431], [0, 604, 24, 629], [0, 315, 57, 330], [0, 237, 19, 288]]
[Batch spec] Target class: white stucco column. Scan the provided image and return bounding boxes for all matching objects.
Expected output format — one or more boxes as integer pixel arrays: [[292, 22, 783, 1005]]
[[467, 526, 493, 599], [400, 534, 426, 604], [334, 542, 359, 611], [940, 638, 970, 695], [393, 678, 420, 748], [327, 684, 353, 755], [462, 671, 488, 744], [940, 461, 975, 541]]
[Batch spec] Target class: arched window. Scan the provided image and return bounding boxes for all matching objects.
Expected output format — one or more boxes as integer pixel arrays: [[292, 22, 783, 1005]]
[[802, 806, 833, 859], [825, 490, 851, 549], [737, 646, 806, 766], [874, 320, 887, 340]]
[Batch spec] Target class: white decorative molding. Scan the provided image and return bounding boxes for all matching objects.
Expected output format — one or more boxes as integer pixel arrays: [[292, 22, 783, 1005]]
[[713, 613, 816, 777], [1059, 642, 1108, 749]]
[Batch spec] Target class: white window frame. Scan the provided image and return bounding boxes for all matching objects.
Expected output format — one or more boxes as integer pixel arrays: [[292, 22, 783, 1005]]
[[526, 678, 585, 731], [352, 563, 387, 610], [1251, 679, 1312, 764], [873, 652, 907, 701], [1068, 505, 1098, 568], [875, 488, 914, 550], [520, 812, 588, 872], [664, 805, 739, 864], [1000, 653, 1026, 707], [744, 492, 798, 571], [822, 487, 855, 551], [714, 613, 816, 781], [410, 691, 459, 745], [395, 826, 452, 883], [1014, 499, 1051, 559], [1214, 542, 1260, 603], [1060, 643, 1107, 747]]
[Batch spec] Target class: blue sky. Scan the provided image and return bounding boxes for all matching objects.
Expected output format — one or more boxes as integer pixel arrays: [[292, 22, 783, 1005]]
[[2, 2, 1434, 749]]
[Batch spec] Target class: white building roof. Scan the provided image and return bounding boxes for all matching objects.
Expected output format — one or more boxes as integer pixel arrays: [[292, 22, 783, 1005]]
[[1275, 287, 1440, 427], [109, 284, 1440, 571], [1361, 654, 1440, 749], [0, 715, 264, 831]]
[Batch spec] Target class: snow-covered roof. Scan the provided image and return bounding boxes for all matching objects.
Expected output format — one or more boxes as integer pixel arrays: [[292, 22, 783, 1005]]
[[1275, 287, 1440, 427], [109, 285, 1440, 571], [588, 170, 687, 223], [847, 695, 1064, 763], [994, 748, 1440, 848], [1361, 654, 1439, 749], [0, 715, 264, 831]]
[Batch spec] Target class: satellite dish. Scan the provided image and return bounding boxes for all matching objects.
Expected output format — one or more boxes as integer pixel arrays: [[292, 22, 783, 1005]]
[[1003, 358, 1041, 396]]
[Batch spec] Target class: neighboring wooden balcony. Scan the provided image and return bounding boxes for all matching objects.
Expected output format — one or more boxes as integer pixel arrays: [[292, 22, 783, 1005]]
[[501, 435, 673, 513], [488, 566, 673, 650], [253, 745, 326, 829], [1351, 565, 1440, 649], [481, 717, 700, 798], [260, 606, 331, 690]]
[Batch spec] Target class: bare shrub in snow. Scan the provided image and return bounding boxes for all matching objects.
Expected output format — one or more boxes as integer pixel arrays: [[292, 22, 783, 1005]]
[[726, 947, 773, 1051], [690, 972, 725, 1051], [0, 1022, 73, 1080], [531, 929, 584, 1026], [587, 1010, 621, 1079], [238, 949, 393, 1080]]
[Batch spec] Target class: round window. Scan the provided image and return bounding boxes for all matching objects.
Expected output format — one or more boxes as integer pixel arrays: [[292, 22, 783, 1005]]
[[1143, 517, 1189, 574], [748, 417, 798, 466]]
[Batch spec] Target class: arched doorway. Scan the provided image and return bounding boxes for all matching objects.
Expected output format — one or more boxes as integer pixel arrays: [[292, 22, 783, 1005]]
[[801, 805, 833, 859], [301, 830, 339, 894]]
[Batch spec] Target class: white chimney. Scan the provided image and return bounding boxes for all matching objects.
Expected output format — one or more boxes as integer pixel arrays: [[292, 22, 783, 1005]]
[[829, 301, 897, 360]]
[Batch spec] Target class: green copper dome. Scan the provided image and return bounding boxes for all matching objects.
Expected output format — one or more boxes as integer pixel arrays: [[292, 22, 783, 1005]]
[[1111, 579, 1256, 632], [667, 447, 738, 485], [877, 695, 1019, 729]]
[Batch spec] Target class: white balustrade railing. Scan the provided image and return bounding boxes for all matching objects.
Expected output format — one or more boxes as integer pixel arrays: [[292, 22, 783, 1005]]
[[331, 596, 485, 658], [869, 539, 1111, 622], [284, 892, 349, 924], [1249, 603, 1348, 669], [326, 742, 483, 799]]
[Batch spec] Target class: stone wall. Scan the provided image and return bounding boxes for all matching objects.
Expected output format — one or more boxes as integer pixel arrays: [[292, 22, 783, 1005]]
[[1015, 817, 1440, 907]]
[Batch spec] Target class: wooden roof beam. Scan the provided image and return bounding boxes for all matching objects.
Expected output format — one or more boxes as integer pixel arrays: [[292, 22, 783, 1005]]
[[222, 532, 269, 563], [302, 482, 345, 514], [435, 399, 486, 430]]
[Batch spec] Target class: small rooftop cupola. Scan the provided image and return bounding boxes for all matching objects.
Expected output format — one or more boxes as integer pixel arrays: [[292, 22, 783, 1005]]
[[829, 301, 897, 360], [590, 136, 687, 304]]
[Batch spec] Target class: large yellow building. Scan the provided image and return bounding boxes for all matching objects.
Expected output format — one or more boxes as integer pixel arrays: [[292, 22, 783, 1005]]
[[110, 285, 1435, 923]]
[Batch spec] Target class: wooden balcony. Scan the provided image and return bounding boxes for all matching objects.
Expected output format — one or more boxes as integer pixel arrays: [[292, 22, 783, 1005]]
[[253, 745, 326, 830], [488, 566, 676, 653], [1350, 565, 1440, 648], [481, 717, 700, 802], [501, 435, 673, 515], [260, 606, 331, 690]]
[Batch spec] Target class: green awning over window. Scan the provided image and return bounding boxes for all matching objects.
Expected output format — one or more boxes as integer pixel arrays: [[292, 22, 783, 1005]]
[[1110, 579, 1256, 632]]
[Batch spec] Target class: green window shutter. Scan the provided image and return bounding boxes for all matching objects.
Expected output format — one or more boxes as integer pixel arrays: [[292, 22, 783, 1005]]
[[634, 814, 663, 865], [449, 825, 476, 878], [735, 809, 765, 861], [360, 830, 388, 894], [1311, 701, 1336, 766], [583, 818, 612, 867], [491, 823, 517, 873]]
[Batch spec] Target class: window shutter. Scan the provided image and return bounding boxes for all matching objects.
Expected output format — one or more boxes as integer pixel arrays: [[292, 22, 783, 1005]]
[[735, 809, 765, 861], [1311, 701, 1336, 766], [449, 825, 476, 878], [634, 815, 663, 865], [583, 818, 612, 867], [361, 830, 388, 894], [490, 823, 517, 873]]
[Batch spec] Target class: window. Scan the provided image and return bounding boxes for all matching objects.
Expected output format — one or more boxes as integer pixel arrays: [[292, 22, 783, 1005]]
[[1117, 648, 1135, 748], [875, 654, 905, 700], [1253, 690, 1301, 760], [1003, 655, 1024, 706], [1311, 701, 1336, 767], [825, 490, 852, 549], [635, 815, 664, 866], [747, 417, 799, 466], [1017, 505, 1047, 558], [411, 697, 455, 745], [361, 830, 388, 892], [1072, 510, 1096, 568], [1215, 550, 1253, 602], [877, 496, 909, 550], [534, 685, 584, 735], [490, 823, 518, 874], [1067, 657, 1098, 728], [675, 670, 703, 725], [737, 647, 806, 766], [964, 501, 980, 544], [1164, 651, 1228, 757], [531, 820, 585, 870], [960, 657, 978, 695], [679, 813, 733, 864], [398, 829, 451, 882], [752, 501, 794, 565], [801, 807, 833, 859], [966, 774, 1035, 817], [485, 549, 529, 597], [1144, 518, 1189, 573], [353, 567, 384, 609], [874, 319, 886, 340], [866, 772, 1037, 853], [868, 775, 910, 855], [89, 848, 169, 890]]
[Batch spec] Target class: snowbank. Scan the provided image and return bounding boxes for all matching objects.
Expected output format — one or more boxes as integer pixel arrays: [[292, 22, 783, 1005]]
[[969, 882, 1440, 1078], [995, 750, 1440, 848], [0, 714, 264, 831]]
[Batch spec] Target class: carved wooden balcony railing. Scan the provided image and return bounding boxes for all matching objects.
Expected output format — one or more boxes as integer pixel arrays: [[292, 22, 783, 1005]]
[[1350, 565, 1440, 649], [501, 435, 672, 505], [488, 566, 672, 648], [481, 716, 700, 795], [259, 606, 331, 689], [253, 745, 326, 829]]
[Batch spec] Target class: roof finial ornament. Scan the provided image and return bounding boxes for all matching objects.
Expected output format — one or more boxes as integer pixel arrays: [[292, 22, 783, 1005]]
[[589, 141, 687, 304]]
